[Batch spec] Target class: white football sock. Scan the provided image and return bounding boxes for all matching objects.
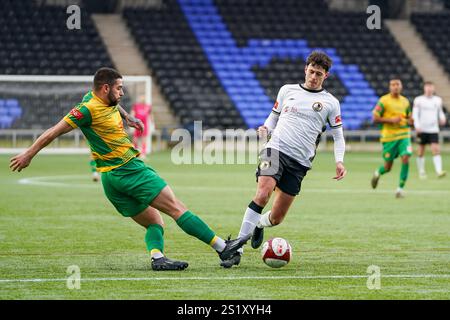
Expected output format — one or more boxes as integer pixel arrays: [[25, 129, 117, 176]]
[[257, 211, 273, 228], [433, 155, 443, 174], [416, 156, 425, 174], [238, 207, 261, 239], [211, 236, 226, 252], [237, 206, 262, 254], [150, 249, 164, 259]]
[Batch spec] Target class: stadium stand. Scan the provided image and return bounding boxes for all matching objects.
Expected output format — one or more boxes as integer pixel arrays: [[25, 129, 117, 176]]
[[0, 0, 115, 129], [0, 99, 22, 129], [123, 1, 245, 129], [124, 0, 424, 129], [411, 12, 450, 77], [0, 0, 113, 76], [0, 0, 432, 130]]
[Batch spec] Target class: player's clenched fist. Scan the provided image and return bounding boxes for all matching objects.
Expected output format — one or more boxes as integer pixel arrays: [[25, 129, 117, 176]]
[[10, 152, 32, 172], [257, 126, 269, 138]]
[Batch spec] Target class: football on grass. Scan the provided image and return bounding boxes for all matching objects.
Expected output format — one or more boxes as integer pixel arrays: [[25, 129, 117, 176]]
[[261, 237, 292, 268]]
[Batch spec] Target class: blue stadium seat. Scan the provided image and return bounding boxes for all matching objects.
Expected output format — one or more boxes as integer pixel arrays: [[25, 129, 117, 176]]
[[0, 115, 13, 129]]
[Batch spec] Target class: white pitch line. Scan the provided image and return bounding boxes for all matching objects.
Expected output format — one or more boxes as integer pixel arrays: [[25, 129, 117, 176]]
[[17, 175, 100, 188], [17, 175, 450, 195], [1, 274, 449, 283]]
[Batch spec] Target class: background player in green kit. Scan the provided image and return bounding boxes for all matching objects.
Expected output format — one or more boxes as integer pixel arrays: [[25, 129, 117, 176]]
[[371, 78, 413, 198], [9, 67, 249, 271]]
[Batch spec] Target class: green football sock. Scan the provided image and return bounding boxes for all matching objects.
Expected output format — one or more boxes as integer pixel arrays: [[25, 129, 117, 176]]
[[145, 224, 164, 253], [399, 162, 409, 188], [176, 211, 216, 245], [378, 165, 388, 175], [89, 159, 97, 173]]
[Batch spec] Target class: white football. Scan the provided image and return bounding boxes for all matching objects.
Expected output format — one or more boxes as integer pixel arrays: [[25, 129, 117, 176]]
[[261, 237, 292, 268]]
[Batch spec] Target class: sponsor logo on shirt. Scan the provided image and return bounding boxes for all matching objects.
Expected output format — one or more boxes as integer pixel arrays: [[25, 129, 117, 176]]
[[335, 115, 342, 124], [283, 106, 318, 121], [70, 108, 83, 120]]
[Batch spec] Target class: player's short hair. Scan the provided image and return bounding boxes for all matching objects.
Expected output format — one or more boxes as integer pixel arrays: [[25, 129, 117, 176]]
[[306, 51, 332, 72], [390, 77, 402, 82], [424, 81, 434, 86], [93, 67, 122, 90]]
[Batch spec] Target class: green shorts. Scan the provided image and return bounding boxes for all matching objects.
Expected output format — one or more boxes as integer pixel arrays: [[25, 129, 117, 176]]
[[101, 157, 167, 217], [382, 138, 413, 162]]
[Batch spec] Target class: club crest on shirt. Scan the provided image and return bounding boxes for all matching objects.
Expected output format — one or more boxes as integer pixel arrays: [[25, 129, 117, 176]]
[[312, 102, 323, 112], [259, 160, 271, 170]]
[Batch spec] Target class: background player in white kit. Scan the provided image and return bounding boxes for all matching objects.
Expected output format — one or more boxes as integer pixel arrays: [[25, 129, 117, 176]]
[[413, 81, 447, 179], [221, 51, 347, 268]]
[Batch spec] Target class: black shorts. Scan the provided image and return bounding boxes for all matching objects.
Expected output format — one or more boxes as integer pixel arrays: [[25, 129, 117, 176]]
[[417, 133, 439, 145], [256, 148, 310, 196]]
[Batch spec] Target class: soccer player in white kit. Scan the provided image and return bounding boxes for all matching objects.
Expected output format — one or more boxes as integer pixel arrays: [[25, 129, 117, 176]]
[[413, 81, 447, 179], [221, 51, 347, 268]]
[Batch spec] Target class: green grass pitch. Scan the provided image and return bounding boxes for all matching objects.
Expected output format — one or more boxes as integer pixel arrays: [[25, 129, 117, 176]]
[[0, 151, 449, 299]]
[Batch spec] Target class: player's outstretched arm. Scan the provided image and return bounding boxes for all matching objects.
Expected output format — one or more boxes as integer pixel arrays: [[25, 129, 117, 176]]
[[10, 119, 73, 172], [118, 105, 144, 132]]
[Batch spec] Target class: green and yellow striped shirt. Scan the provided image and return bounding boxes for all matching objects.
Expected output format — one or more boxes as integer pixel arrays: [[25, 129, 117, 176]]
[[373, 93, 411, 143], [64, 91, 139, 172]]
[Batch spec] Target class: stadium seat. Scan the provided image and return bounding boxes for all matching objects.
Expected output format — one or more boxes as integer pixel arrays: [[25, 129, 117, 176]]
[[411, 12, 450, 77]]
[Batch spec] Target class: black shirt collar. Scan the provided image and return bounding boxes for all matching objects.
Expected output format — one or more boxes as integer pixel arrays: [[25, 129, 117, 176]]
[[299, 83, 324, 93]]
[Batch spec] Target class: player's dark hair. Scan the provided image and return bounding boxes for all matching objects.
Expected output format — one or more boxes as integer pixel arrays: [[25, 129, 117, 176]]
[[306, 51, 332, 72], [93, 67, 122, 91], [390, 77, 402, 82]]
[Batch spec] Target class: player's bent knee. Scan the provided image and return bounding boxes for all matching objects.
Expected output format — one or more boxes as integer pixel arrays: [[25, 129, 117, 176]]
[[132, 207, 164, 228], [164, 201, 186, 220], [151, 190, 186, 220]]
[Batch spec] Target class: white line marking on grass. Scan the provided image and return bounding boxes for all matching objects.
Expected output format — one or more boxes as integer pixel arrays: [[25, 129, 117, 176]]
[[1, 274, 449, 283], [18, 175, 99, 188], [17, 175, 450, 195]]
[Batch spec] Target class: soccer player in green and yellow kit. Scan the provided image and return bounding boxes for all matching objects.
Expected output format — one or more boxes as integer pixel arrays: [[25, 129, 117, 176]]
[[90, 154, 100, 182], [10, 67, 249, 271], [371, 78, 413, 198]]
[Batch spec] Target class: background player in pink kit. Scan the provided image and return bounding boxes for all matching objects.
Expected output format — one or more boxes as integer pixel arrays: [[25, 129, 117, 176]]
[[131, 95, 153, 158]]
